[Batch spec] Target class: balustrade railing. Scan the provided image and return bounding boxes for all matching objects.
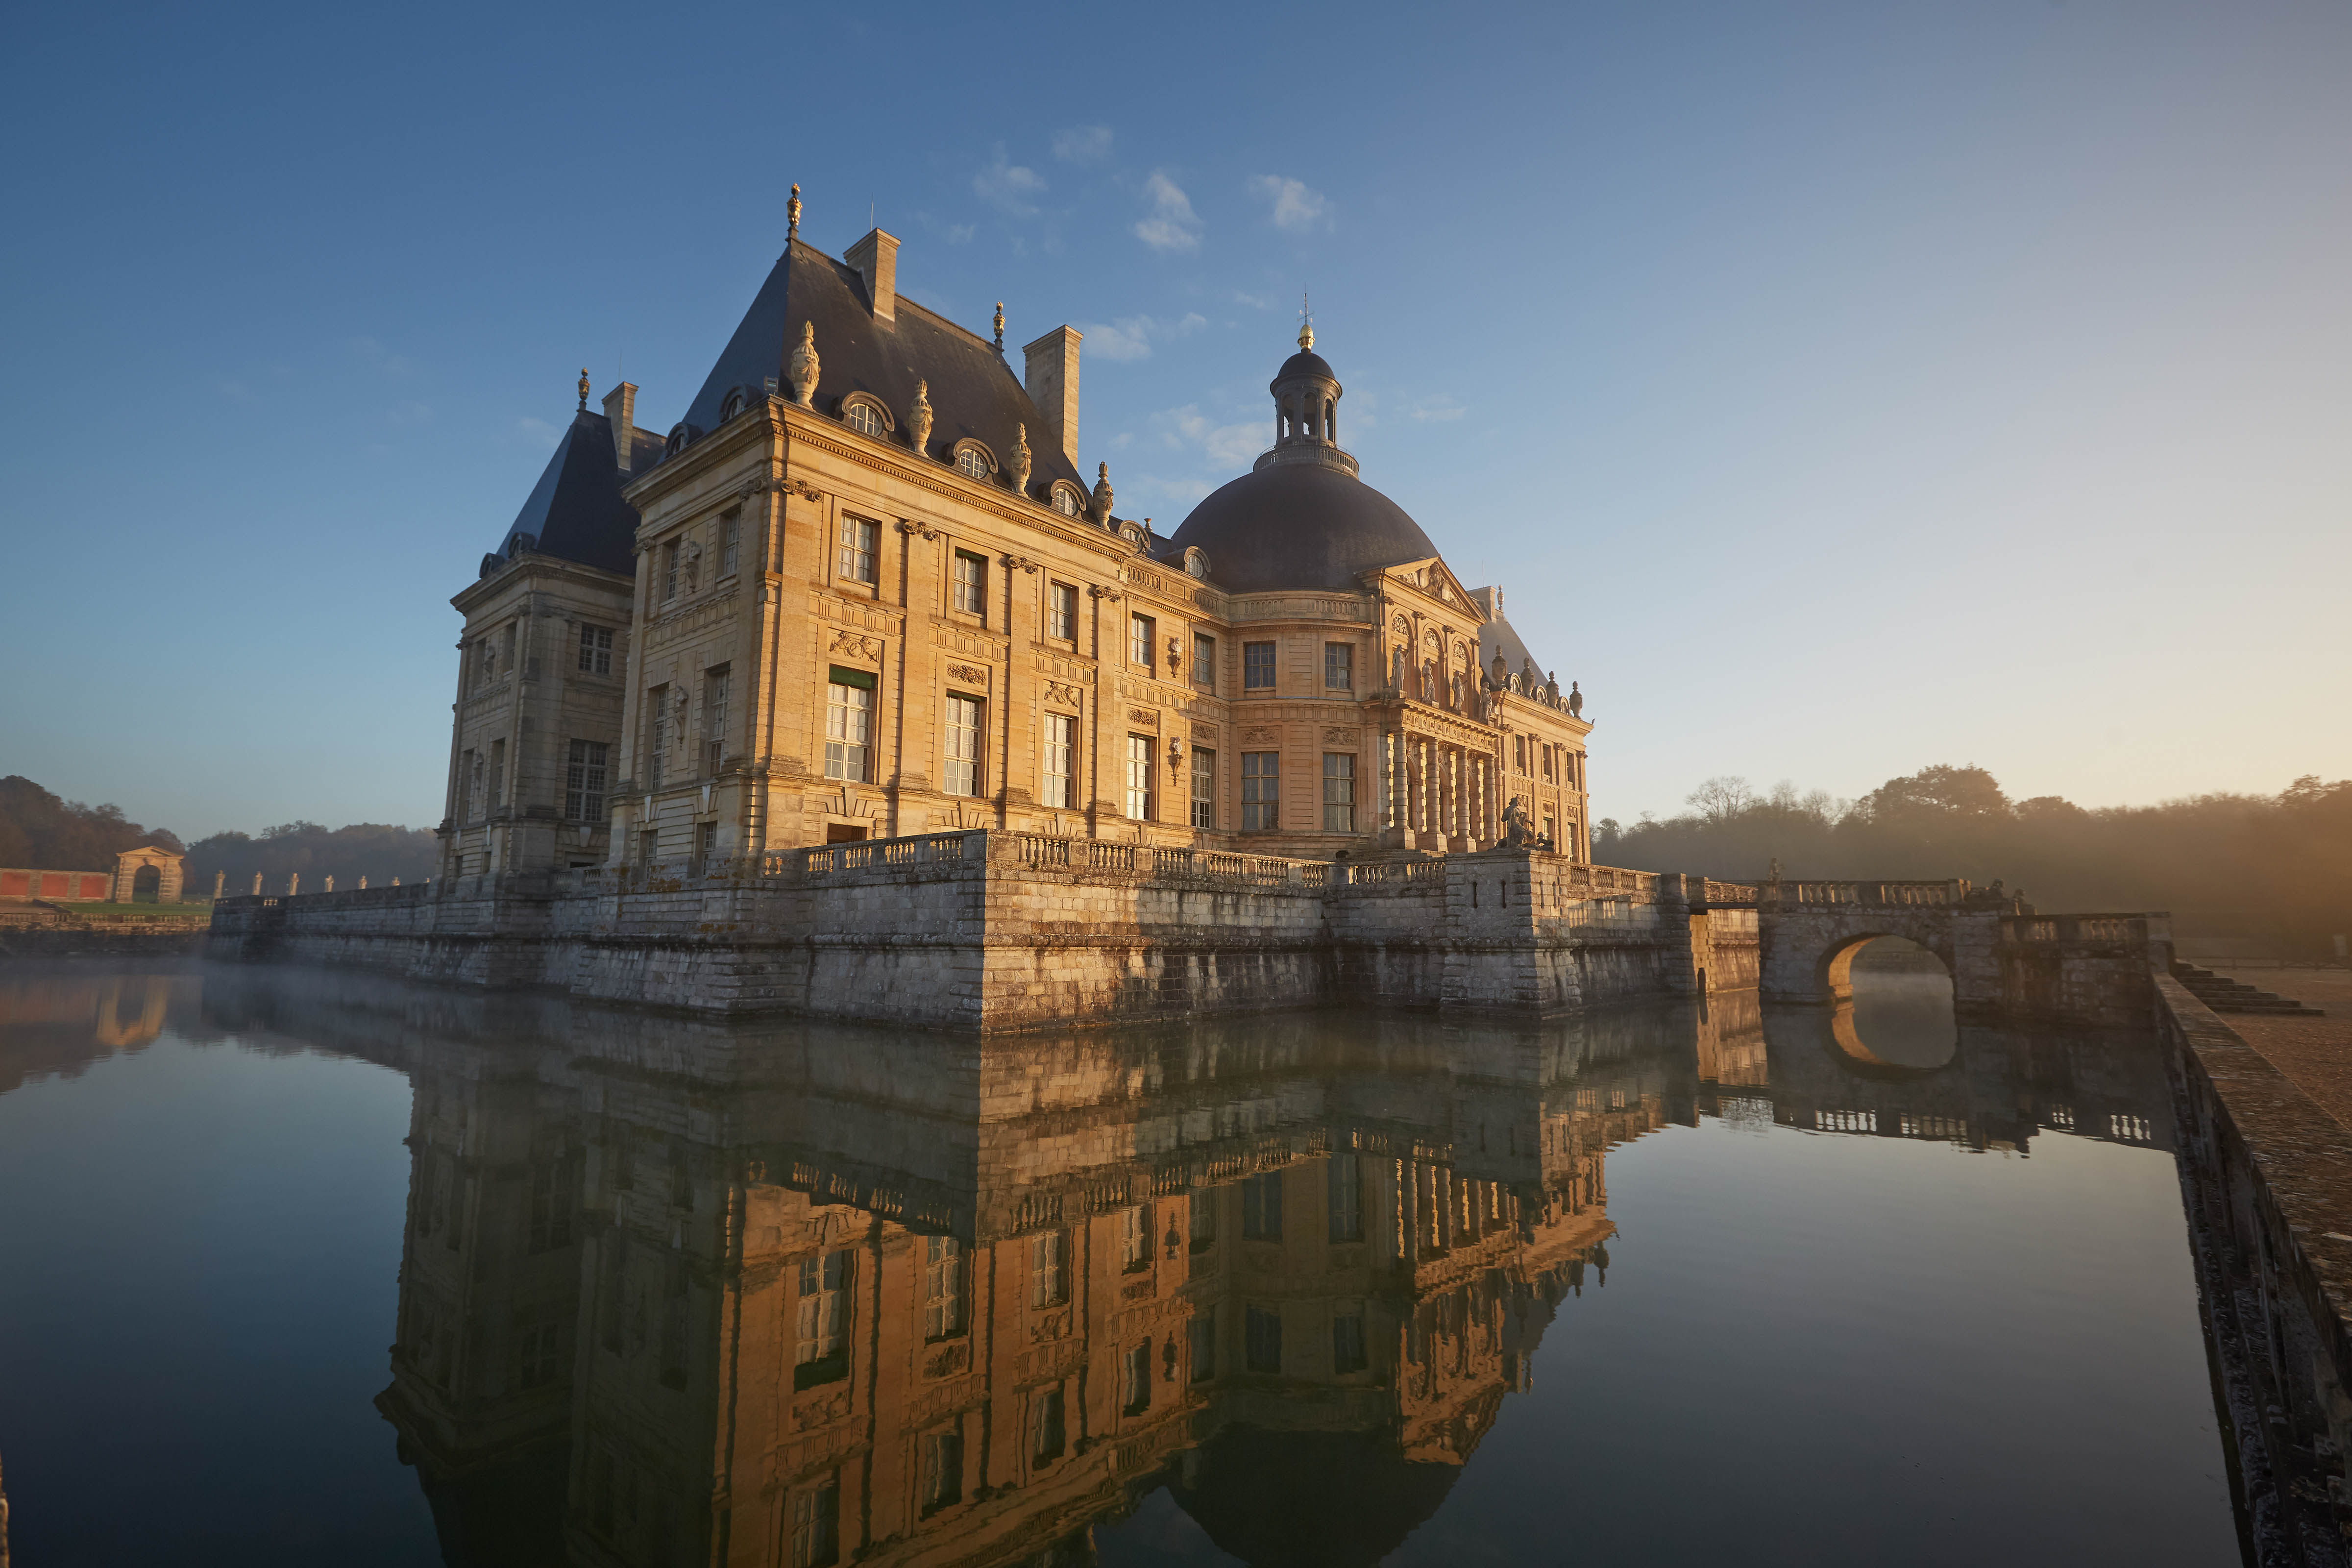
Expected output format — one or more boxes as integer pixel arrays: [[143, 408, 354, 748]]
[[1762, 880, 1966, 907], [2000, 913, 2147, 946]]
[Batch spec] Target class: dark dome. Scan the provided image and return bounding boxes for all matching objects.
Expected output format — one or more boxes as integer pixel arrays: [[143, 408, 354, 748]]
[[1275, 348, 1335, 383], [1169, 461, 1436, 593]]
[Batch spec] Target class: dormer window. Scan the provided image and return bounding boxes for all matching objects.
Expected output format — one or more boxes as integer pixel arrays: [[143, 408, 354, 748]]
[[720, 389, 746, 420], [953, 441, 994, 481], [665, 425, 690, 456], [1184, 547, 1210, 579], [839, 393, 894, 441], [1049, 482, 1084, 517]]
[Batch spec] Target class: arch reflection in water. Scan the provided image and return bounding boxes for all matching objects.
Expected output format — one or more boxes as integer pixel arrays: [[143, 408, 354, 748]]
[[1834, 936, 1958, 1070]]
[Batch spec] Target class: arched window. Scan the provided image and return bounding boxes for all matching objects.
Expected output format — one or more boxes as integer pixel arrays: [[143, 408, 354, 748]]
[[666, 426, 689, 456], [844, 401, 883, 438], [956, 447, 988, 480], [1050, 484, 1081, 517], [721, 389, 746, 420], [1324, 398, 1335, 441]]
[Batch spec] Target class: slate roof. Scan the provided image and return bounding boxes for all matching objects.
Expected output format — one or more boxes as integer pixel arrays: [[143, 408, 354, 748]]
[[1480, 609, 1550, 686], [1167, 461, 1439, 595], [661, 240, 1087, 499], [489, 408, 661, 578]]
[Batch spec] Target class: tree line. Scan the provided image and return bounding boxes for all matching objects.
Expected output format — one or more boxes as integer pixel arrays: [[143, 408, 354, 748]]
[[0, 776, 438, 899], [1592, 764, 2352, 958]]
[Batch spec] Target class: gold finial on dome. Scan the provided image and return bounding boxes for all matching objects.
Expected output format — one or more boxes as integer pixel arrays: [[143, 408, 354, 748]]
[[577, 368, 589, 409], [1298, 291, 1313, 350]]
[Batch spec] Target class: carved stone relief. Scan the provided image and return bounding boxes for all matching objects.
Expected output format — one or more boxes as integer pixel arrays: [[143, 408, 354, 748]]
[[947, 662, 990, 686], [829, 630, 882, 662]]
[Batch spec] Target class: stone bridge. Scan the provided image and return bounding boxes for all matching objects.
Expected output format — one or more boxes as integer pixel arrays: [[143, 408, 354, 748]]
[[1752, 880, 2170, 1030]]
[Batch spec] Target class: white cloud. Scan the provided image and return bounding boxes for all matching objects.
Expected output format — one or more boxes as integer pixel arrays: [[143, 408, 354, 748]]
[[973, 147, 1047, 216], [1408, 399, 1468, 423], [1248, 174, 1329, 233], [1080, 312, 1207, 362], [387, 399, 435, 428], [1150, 403, 1263, 468], [1133, 172, 1202, 252], [517, 416, 560, 447], [1229, 290, 1276, 310], [348, 336, 416, 374], [1052, 125, 1114, 165]]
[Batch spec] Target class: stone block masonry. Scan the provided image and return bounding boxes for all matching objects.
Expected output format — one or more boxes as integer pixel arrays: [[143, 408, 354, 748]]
[[210, 831, 1759, 1032]]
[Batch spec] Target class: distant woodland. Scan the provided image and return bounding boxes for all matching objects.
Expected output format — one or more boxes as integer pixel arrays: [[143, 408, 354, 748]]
[[0, 776, 438, 898], [1593, 765, 2352, 957]]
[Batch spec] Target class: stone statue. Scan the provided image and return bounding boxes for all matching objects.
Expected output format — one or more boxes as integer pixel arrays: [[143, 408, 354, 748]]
[[908, 378, 933, 455], [1091, 462, 1115, 523], [251, 872, 263, 895], [324, 875, 335, 893], [1391, 645, 1407, 691], [1008, 423, 1032, 498], [1502, 795, 1534, 848], [786, 320, 820, 407], [1568, 680, 1583, 718], [1491, 651, 1507, 686]]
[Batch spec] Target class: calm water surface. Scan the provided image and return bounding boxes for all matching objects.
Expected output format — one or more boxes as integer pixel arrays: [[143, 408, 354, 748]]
[[0, 961, 2238, 1566]]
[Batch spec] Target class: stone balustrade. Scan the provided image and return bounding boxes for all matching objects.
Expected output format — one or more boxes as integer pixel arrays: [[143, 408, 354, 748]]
[[1761, 879, 1968, 907]]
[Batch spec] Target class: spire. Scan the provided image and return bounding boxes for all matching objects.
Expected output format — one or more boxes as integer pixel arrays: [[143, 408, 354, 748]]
[[577, 368, 589, 410], [1257, 318, 1354, 475], [993, 302, 1005, 353], [1298, 291, 1314, 350], [786, 183, 801, 242]]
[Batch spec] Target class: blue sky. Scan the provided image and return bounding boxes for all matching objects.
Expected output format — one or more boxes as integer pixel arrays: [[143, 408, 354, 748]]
[[3, 0, 2346, 839]]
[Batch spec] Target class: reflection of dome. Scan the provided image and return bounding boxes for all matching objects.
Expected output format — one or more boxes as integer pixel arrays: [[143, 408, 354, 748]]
[[1166, 1427, 1460, 1567], [1169, 463, 1437, 594]]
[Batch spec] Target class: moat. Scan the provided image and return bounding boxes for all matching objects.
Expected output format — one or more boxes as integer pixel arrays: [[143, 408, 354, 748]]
[[0, 961, 2240, 1566]]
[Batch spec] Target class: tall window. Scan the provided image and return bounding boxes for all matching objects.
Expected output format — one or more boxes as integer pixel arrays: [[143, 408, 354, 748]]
[[1190, 747, 1216, 830], [577, 623, 613, 675], [662, 539, 680, 601], [824, 668, 874, 782], [637, 828, 658, 866], [488, 738, 506, 808], [1042, 712, 1075, 808], [1190, 1193, 1216, 1253], [1324, 642, 1352, 690], [1245, 1304, 1282, 1374], [1242, 1171, 1283, 1240], [943, 694, 983, 796], [1129, 613, 1155, 670], [1242, 752, 1279, 832], [1323, 753, 1356, 833], [924, 1236, 965, 1338], [1515, 734, 1527, 773], [1332, 1313, 1368, 1374], [527, 1156, 575, 1253], [648, 686, 669, 788], [794, 1251, 851, 1388], [1048, 582, 1076, 640], [1029, 1231, 1068, 1308], [838, 517, 877, 583], [1120, 1204, 1152, 1272], [703, 665, 731, 774], [790, 1482, 839, 1568], [1028, 1386, 1065, 1462], [1244, 640, 1276, 690], [1125, 735, 1154, 820], [1193, 632, 1216, 691], [720, 512, 741, 576], [565, 740, 608, 821], [461, 749, 478, 820], [952, 551, 987, 617], [1122, 1341, 1152, 1415], [921, 1429, 962, 1512], [1188, 1307, 1216, 1381], [695, 820, 717, 863], [1327, 1152, 1363, 1242]]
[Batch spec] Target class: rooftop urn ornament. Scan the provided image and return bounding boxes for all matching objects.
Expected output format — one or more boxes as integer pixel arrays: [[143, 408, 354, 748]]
[[577, 368, 590, 409], [908, 378, 933, 456], [1091, 461, 1114, 522], [787, 321, 820, 407], [1546, 670, 1561, 703], [993, 302, 1005, 352], [787, 182, 801, 241], [1491, 651, 1507, 686], [1008, 422, 1032, 497], [1568, 681, 1583, 717]]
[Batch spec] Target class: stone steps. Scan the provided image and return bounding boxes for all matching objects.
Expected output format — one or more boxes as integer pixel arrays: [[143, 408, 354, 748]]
[[2173, 963, 2326, 1017]]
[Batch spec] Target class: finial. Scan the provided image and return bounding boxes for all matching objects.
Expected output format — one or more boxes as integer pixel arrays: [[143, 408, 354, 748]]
[[993, 302, 1005, 351], [787, 183, 802, 241], [577, 368, 589, 409], [1298, 291, 1313, 350]]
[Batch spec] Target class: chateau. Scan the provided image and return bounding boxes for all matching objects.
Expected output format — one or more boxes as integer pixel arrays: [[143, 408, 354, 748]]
[[440, 193, 1593, 882]]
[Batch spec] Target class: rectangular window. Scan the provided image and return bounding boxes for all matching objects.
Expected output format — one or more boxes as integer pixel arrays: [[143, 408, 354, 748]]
[[703, 665, 731, 775], [577, 623, 613, 675], [1120, 1204, 1152, 1273], [1042, 712, 1075, 809], [1241, 752, 1279, 832], [953, 550, 987, 617], [566, 740, 608, 821], [1029, 1386, 1066, 1463], [1242, 1171, 1283, 1240], [663, 539, 680, 601], [1129, 612, 1155, 670], [721, 512, 741, 577], [794, 1251, 852, 1389], [695, 820, 717, 863], [1544, 814, 1557, 848], [1245, 1304, 1282, 1374], [1515, 734, 1527, 773], [838, 517, 877, 583], [460, 749, 477, 820], [1190, 1193, 1216, 1253], [1048, 582, 1077, 641], [1332, 1313, 1368, 1374], [489, 738, 507, 808], [516, 1303, 564, 1389], [1327, 1152, 1363, 1243], [790, 1482, 840, 1568], [1324, 641, 1352, 690], [1190, 746, 1216, 831], [944, 693, 983, 797], [1243, 640, 1276, 690], [1323, 753, 1356, 833], [527, 1156, 575, 1253], [1193, 632, 1216, 691], [1543, 746, 1556, 783], [1189, 1306, 1216, 1381], [648, 686, 669, 789], [824, 666, 875, 782], [503, 621, 518, 675], [1126, 735, 1154, 820], [1029, 1231, 1068, 1308], [924, 1236, 965, 1339], [1122, 1341, 1152, 1415], [921, 1429, 963, 1512], [637, 828, 657, 866]]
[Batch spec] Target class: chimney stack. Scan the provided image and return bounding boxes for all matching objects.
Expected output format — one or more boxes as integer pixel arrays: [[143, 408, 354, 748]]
[[1023, 326, 1082, 468], [844, 229, 899, 321], [601, 382, 637, 470]]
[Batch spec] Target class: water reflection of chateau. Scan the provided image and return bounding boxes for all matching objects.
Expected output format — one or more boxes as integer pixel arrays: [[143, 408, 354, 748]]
[[0, 967, 2175, 1567]]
